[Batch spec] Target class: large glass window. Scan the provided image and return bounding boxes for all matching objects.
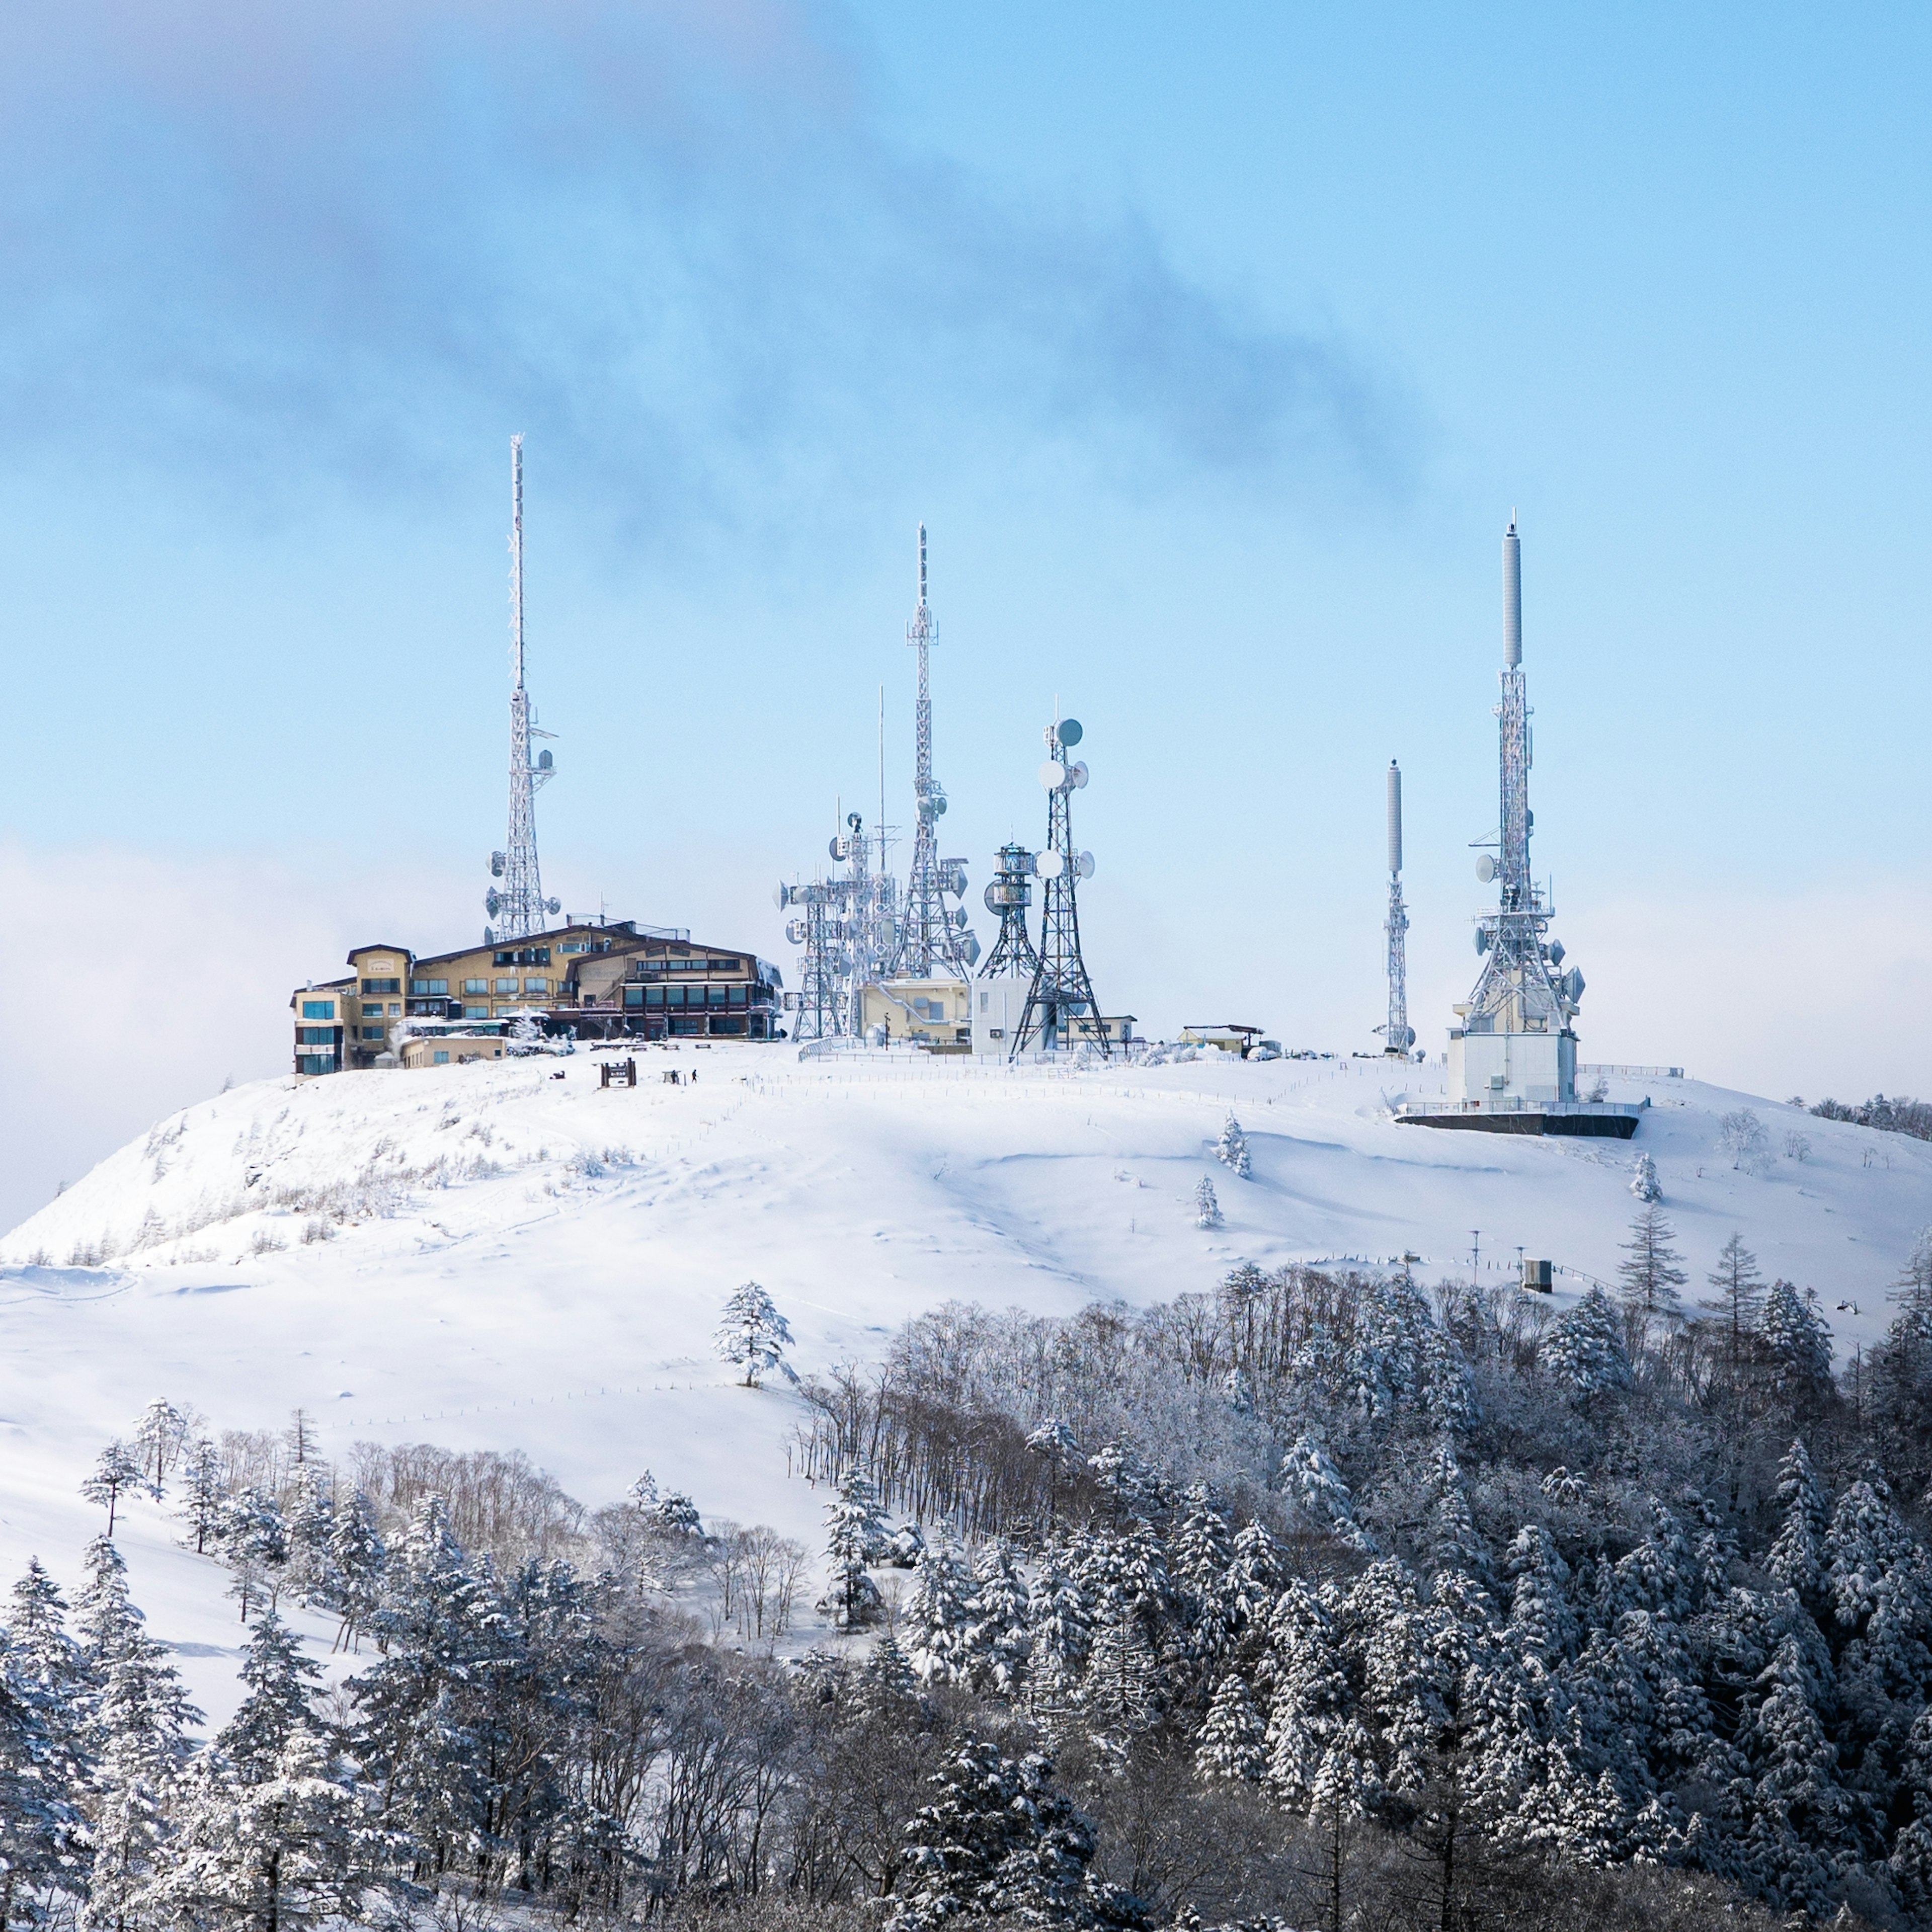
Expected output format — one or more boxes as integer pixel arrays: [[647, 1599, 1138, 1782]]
[[464, 979, 488, 995], [361, 977, 401, 995], [411, 978, 449, 996], [709, 1015, 745, 1035], [296, 1054, 334, 1075], [670, 1015, 703, 1035], [295, 1026, 335, 1045], [494, 978, 519, 994], [433, 1051, 450, 1065], [623, 986, 645, 1009], [301, 999, 335, 1020], [360, 1025, 385, 1041], [523, 978, 549, 994], [464, 1003, 489, 1019], [706, 986, 727, 1006]]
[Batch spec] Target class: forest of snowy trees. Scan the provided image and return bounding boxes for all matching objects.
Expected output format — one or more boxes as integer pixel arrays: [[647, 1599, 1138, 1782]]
[[8, 1216, 1932, 1932]]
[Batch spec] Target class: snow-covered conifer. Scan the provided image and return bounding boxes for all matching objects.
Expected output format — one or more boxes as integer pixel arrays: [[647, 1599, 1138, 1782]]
[[8, 1559, 91, 1786], [1731, 1634, 1848, 1913], [0, 1637, 73, 1912], [712, 1280, 796, 1388], [80, 1440, 144, 1536], [821, 1465, 888, 1631], [1616, 1205, 1687, 1324], [1195, 1672, 1265, 1784], [1539, 1287, 1632, 1396], [218, 1609, 324, 1784], [964, 1541, 1030, 1694], [1760, 1280, 1834, 1399], [325, 1488, 386, 1652], [1192, 1177, 1223, 1229], [177, 1438, 226, 1555], [1420, 1436, 1486, 1580], [131, 1400, 188, 1500], [1700, 1232, 1765, 1363], [1279, 1434, 1372, 1549], [1503, 1523, 1575, 1663], [1223, 1518, 1285, 1634], [1628, 1150, 1661, 1202], [285, 1463, 336, 1606], [1765, 1438, 1830, 1604], [1215, 1113, 1252, 1179], [904, 1539, 975, 1686], [1024, 1553, 1090, 1724]]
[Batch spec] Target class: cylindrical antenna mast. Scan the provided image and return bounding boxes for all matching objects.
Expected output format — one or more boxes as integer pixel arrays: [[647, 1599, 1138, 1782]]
[[1386, 759, 1403, 876], [1502, 516, 1521, 668]]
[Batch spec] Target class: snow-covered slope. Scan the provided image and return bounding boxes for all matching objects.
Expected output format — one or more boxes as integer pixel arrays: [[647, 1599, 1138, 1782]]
[[2, 1045, 1925, 1721]]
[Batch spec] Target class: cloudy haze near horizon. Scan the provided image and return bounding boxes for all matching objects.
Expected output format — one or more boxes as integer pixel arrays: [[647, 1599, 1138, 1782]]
[[3, 1, 1927, 1232]]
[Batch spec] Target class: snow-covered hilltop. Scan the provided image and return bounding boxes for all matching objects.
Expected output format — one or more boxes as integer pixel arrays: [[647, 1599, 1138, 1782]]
[[0, 1046, 1924, 1716]]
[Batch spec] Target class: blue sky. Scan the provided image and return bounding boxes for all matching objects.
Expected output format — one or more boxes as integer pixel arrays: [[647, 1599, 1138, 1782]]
[[3, 1, 1927, 1229]]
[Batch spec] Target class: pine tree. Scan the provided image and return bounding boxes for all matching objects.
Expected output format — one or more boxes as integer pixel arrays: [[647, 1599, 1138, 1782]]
[[1192, 1175, 1223, 1229], [964, 1540, 1031, 1694], [285, 1462, 337, 1607], [1279, 1435, 1372, 1549], [1195, 1672, 1265, 1784], [325, 1488, 386, 1653], [1765, 1438, 1830, 1605], [821, 1465, 888, 1631], [156, 1729, 367, 1932], [1700, 1232, 1765, 1370], [1732, 1635, 1848, 1913], [1215, 1114, 1252, 1179], [1024, 1552, 1090, 1727], [1223, 1518, 1285, 1634], [80, 1440, 145, 1536], [1760, 1280, 1834, 1401], [712, 1281, 796, 1387], [1539, 1287, 1633, 1396], [1503, 1523, 1575, 1663], [131, 1400, 188, 1500], [0, 1637, 75, 1924], [1616, 1204, 1687, 1325], [177, 1438, 227, 1555], [1628, 1150, 1661, 1202], [218, 1609, 325, 1784], [7, 1559, 93, 1790], [904, 1540, 975, 1686]]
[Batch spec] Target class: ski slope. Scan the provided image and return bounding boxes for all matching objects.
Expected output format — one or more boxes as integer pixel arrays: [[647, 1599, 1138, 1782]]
[[1, 1044, 1925, 1723]]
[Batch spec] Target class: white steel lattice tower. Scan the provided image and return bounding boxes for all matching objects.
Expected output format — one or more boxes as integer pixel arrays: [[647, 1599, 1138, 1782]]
[[1378, 761, 1413, 1056], [832, 811, 887, 1035], [486, 435, 559, 943], [980, 842, 1041, 980], [778, 879, 842, 1042], [1015, 718, 1103, 1057], [1455, 520, 1582, 1099], [893, 525, 976, 978]]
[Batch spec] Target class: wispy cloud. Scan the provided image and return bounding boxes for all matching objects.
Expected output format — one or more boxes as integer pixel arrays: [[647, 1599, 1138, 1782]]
[[0, 0, 1412, 537]]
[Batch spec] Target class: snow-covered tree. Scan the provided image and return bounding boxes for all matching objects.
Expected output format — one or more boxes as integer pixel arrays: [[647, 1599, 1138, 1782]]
[[1628, 1150, 1661, 1202], [1215, 1113, 1252, 1179], [1760, 1280, 1834, 1400], [904, 1539, 975, 1686], [325, 1489, 386, 1653], [712, 1280, 796, 1387], [1024, 1553, 1090, 1727], [0, 1635, 74, 1917], [1195, 1671, 1265, 1784], [285, 1463, 336, 1606], [1192, 1175, 1223, 1229], [1765, 1438, 1830, 1605], [1279, 1434, 1372, 1549], [1717, 1107, 1772, 1174], [218, 1609, 325, 1784], [1504, 1523, 1575, 1663], [1700, 1232, 1765, 1367], [177, 1438, 226, 1555], [156, 1729, 368, 1932], [131, 1400, 188, 1500], [80, 1440, 144, 1537], [821, 1465, 888, 1631], [1540, 1287, 1633, 1396], [965, 1541, 1031, 1694], [1616, 1205, 1687, 1325]]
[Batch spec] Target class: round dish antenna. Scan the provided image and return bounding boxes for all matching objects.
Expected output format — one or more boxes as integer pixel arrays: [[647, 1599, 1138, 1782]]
[[1055, 717, 1083, 747]]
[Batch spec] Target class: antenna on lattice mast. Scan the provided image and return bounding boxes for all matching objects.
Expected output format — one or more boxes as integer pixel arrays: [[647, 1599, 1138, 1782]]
[[1378, 761, 1412, 1057], [485, 434, 559, 943], [1013, 715, 1103, 1058]]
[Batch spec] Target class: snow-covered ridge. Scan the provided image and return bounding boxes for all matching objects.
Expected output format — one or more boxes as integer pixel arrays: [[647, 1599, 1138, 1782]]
[[0, 1046, 1924, 1722]]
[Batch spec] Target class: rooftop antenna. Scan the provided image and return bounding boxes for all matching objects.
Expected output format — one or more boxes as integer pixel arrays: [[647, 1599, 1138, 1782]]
[[1377, 760, 1413, 1057], [485, 434, 560, 943], [890, 524, 976, 978]]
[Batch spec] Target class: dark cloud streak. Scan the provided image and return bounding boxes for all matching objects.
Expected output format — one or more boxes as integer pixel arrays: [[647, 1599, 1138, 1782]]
[[0, 0, 1415, 540]]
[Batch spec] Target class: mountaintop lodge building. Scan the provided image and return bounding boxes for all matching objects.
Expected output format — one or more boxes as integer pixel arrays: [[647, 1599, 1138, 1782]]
[[292, 918, 784, 1074]]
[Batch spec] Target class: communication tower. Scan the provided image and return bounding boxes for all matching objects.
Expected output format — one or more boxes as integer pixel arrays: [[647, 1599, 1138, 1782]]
[[1377, 761, 1414, 1057], [1014, 718, 1103, 1058], [891, 526, 977, 978], [980, 842, 1042, 980], [1451, 521, 1585, 1103], [776, 879, 842, 1042], [831, 810, 894, 1033], [485, 434, 561, 943]]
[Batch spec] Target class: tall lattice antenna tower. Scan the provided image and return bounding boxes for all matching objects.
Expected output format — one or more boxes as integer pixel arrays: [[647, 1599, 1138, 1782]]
[[893, 525, 976, 978], [1463, 520, 1580, 1067], [1014, 717, 1103, 1057], [486, 435, 559, 943], [1378, 761, 1413, 1057], [776, 878, 842, 1042], [980, 842, 1042, 979]]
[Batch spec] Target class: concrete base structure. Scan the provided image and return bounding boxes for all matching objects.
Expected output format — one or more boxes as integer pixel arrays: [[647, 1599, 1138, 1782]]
[[1447, 1023, 1577, 1107], [1394, 1102, 1642, 1139]]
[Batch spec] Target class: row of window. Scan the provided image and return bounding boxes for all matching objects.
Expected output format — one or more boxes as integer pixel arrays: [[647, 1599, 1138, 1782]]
[[296, 1054, 335, 1075], [295, 1026, 337, 1046], [301, 1000, 336, 1020], [622, 984, 771, 1009], [493, 947, 551, 967], [361, 977, 401, 995]]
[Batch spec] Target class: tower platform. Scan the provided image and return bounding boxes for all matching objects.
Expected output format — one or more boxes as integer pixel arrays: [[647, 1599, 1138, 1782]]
[[1394, 1098, 1643, 1139]]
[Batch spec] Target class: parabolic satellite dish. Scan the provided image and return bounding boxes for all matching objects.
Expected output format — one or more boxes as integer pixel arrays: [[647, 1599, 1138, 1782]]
[[1476, 854, 1496, 883], [1039, 761, 1067, 792], [1036, 849, 1065, 878], [1068, 761, 1089, 788], [772, 882, 789, 911], [1056, 717, 1083, 747], [1078, 851, 1095, 878]]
